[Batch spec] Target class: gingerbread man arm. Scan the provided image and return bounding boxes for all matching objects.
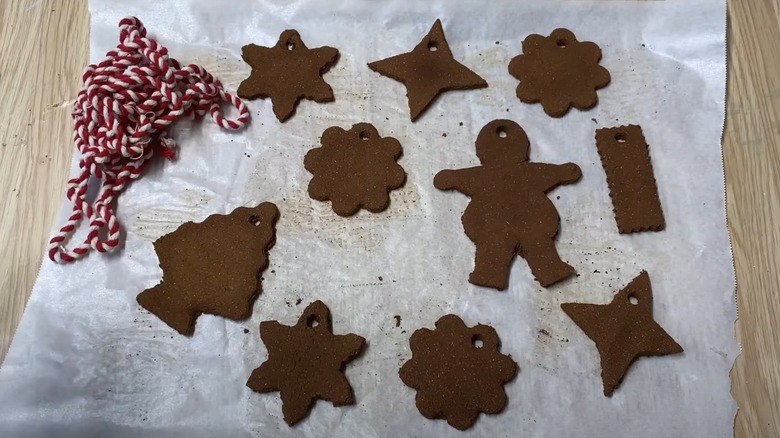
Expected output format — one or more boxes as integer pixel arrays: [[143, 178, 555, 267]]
[[528, 162, 582, 192], [434, 167, 484, 196]]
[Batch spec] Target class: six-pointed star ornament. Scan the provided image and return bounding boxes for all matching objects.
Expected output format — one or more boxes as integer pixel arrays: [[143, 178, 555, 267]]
[[246, 300, 366, 426], [238, 29, 339, 122], [368, 19, 488, 121], [561, 271, 683, 396]]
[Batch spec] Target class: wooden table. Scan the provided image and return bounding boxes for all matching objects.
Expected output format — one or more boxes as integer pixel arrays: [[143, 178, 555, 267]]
[[0, 1, 777, 436]]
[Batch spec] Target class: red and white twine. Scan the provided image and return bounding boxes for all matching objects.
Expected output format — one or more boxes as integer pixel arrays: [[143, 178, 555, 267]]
[[48, 17, 250, 263]]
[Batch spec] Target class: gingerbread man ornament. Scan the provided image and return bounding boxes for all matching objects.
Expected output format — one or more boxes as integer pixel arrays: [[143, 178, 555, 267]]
[[434, 120, 581, 289]]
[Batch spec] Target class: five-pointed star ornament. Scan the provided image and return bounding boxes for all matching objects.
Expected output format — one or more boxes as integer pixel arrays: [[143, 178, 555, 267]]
[[561, 271, 683, 396], [368, 19, 488, 122], [237, 30, 339, 122], [246, 301, 366, 426]]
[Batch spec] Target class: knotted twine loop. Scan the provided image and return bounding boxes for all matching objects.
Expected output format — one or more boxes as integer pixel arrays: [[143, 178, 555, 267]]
[[47, 17, 250, 263]]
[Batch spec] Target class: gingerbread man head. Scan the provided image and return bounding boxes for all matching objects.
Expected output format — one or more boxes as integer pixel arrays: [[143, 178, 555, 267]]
[[476, 119, 530, 166]]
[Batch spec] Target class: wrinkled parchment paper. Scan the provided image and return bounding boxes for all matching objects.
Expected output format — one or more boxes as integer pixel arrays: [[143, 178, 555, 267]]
[[0, 1, 735, 437]]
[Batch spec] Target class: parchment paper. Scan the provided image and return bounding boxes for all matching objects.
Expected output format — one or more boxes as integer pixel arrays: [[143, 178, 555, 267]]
[[0, 1, 736, 437]]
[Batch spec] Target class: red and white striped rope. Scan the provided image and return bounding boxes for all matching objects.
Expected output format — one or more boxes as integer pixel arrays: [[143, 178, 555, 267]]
[[48, 16, 250, 263]]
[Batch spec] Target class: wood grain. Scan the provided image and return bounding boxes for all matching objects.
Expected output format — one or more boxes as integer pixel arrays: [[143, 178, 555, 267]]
[[727, 0, 780, 436], [0, 0, 777, 436], [0, 0, 87, 359]]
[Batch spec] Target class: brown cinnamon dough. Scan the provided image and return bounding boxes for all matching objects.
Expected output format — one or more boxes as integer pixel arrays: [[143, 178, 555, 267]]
[[561, 271, 683, 396], [247, 301, 366, 426], [434, 119, 581, 289], [368, 19, 487, 121], [304, 123, 406, 216], [595, 125, 666, 233], [136, 203, 279, 335], [238, 30, 339, 122], [508, 28, 610, 117], [399, 314, 517, 431]]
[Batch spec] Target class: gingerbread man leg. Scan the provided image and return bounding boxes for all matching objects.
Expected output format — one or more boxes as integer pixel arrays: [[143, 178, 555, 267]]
[[518, 237, 574, 287], [469, 241, 516, 290]]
